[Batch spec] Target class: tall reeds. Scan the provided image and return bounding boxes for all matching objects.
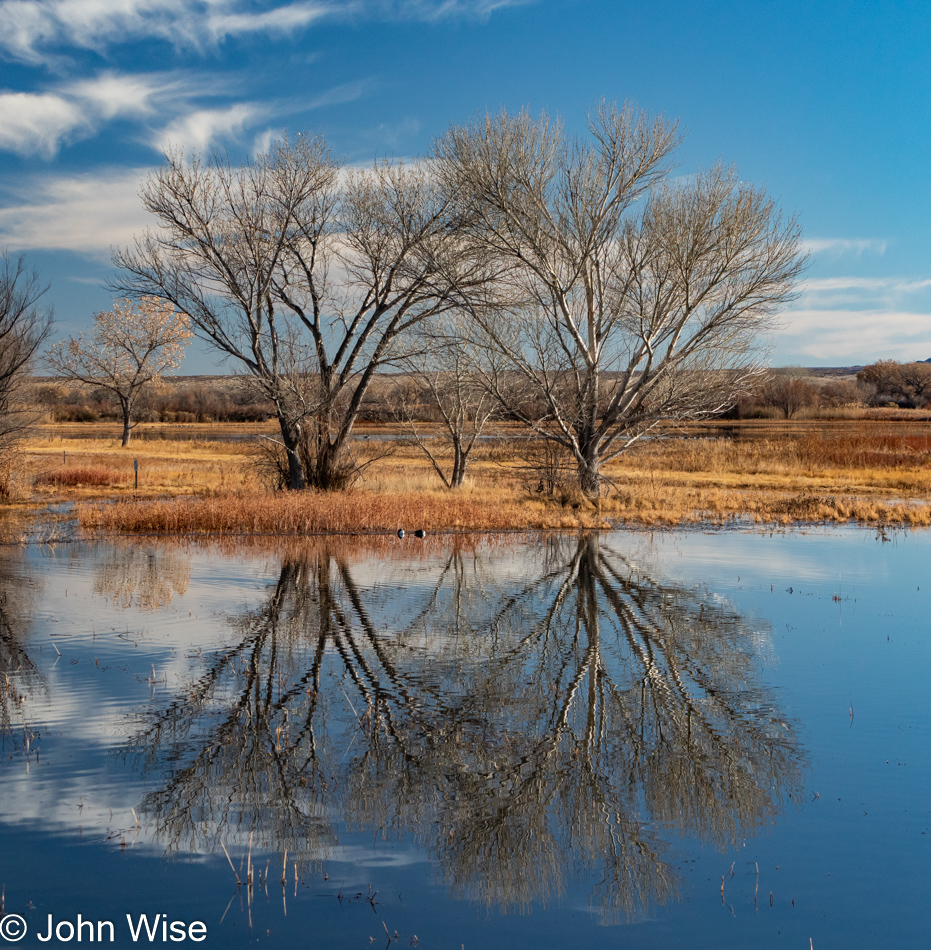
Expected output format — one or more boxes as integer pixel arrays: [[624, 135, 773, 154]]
[[75, 490, 604, 535]]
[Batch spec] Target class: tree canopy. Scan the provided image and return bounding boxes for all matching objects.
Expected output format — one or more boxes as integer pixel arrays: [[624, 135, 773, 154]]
[[46, 297, 192, 446]]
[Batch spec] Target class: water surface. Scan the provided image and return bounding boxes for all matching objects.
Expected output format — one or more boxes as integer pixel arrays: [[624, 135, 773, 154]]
[[1, 528, 928, 948]]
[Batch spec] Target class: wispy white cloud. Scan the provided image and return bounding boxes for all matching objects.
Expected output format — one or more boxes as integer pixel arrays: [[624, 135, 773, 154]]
[[153, 102, 257, 153], [803, 277, 931, 293], [0, 90, 86, 155], [302, 78, 373, 110], [69, 70, 191, 118], [778, 269, 931, 363], [0, 68, 371, 162], [795, 275, 931, 311], [152, 81, 371, 154], [205, 1, 332, 40], [252, 127, 279, 157], [0, 70, 220, 156], [0, 0, 522, 62], [372, 0, 532, 21], [779, 307, 931, 362], [804, 237, 888, 257], [0, 1, 336, 62], [0, 167, 153, 258]]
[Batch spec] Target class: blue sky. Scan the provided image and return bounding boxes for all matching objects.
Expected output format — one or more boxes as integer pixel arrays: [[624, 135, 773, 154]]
[[1, 0, 930, 371]]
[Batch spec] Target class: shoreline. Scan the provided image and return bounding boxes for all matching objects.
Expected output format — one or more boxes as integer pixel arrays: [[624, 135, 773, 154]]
[[8, 418, 931, 534]]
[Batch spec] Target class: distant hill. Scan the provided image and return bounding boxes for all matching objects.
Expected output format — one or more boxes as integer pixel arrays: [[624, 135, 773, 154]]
[[792, 366, 862, 379]]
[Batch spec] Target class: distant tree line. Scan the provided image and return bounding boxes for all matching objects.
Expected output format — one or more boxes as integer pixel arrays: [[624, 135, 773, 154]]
[[856, 360, 931, 409], [730, 362, 931, 419], [30, 376, 275, 425], [733, 370, 861, 419]]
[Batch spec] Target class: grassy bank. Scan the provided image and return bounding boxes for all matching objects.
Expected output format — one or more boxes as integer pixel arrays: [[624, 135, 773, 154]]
[[14, 418, 931, 534]]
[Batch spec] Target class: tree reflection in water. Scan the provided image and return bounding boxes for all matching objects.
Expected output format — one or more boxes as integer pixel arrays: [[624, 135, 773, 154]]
[[94, 543, 190, 610], [127, 533, 806, 921], [0, 548, 43, 750]]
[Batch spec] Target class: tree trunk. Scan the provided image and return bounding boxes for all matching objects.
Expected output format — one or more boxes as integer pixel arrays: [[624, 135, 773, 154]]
[[277, 416, 307, 490], [577, 442, 601, 500], [576, 373, 601, 499], [305, 413, 359, 491], [576, 422, 601, 501], [308, 439, 352, 491], [449, 440, 467, 489], [120, 398, 132, 447]]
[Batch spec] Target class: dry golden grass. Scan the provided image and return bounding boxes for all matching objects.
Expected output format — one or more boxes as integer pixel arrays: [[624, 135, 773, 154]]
[[24, 428, 259, 499], [617, 429, 931, 476], [16, 419, 931, 534], [597, 427, 931, 526], [75, 489, 610, 535], [35, 466, 129, 487]]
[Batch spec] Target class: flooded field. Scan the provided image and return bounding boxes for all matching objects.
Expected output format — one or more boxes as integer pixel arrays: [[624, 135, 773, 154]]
[[1, 528, 929, 948]]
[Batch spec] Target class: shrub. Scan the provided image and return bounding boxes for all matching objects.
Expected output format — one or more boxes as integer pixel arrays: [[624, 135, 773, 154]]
[[35, 467, 128, 487]]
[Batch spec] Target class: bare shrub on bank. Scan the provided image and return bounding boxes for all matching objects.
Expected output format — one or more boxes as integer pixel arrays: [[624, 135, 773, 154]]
[[757, 370, 819, 419], [391, 314, 499, 489], [817, 379, 865, 410]]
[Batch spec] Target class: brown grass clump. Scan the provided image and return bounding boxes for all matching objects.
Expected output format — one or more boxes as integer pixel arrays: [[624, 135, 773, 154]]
[[35, 466, 129, 487], [75, 490, 612, 535]]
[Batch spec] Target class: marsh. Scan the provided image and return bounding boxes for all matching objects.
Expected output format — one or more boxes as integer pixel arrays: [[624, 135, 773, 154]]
[[1, 527, 929, 948]]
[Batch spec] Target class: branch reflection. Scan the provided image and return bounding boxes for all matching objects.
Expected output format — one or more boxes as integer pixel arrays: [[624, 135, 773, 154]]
[[127, 534, 805, 921], [0, 549, 44, 748]]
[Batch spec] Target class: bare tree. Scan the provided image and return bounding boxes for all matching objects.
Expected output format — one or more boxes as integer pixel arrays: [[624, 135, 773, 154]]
[[759, 369, 818, 419], [817, 378, 865, 409], [391, 313, 497, 488], [434, 103, 807, 497], [45, 297, 192, 446], [0, 252, 53, 472], [114, 136, 480, 490]]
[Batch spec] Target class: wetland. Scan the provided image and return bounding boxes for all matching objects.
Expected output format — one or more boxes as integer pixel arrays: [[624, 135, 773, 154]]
[[1, 526, 929, 948]]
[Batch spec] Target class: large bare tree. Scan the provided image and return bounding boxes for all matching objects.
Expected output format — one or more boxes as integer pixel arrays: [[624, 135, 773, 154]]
[[45, 297, 192, 446], [434, 103, 807, 497], [114, 136, 479, 490]]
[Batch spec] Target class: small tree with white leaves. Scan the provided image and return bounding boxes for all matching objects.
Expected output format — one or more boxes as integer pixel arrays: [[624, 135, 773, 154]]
[[46, 297, 193, 446]]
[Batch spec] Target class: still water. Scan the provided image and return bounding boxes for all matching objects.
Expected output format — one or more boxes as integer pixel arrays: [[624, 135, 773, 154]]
[[0, 529, 928, 948]]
